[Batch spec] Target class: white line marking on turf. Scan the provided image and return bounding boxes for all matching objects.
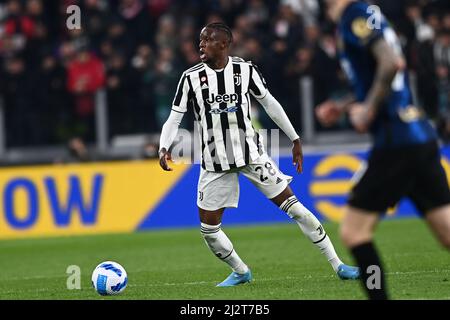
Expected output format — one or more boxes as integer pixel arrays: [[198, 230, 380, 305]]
[[0, 275, 67, 281], [386, 269, 450, 276], [127, 269, 450, 288], [2, 268, 450, 294]]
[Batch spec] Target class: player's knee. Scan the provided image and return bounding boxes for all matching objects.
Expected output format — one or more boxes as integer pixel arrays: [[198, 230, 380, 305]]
[[339, 224, 354, 248], [200, 223, 234, 259], [339, 223, 371, 248], [279, 196, 306, 220], [426, 205, 450, 250], [200, 223, 221, 240], [439, 234, 450, 251], [440, 219, 450, 250]]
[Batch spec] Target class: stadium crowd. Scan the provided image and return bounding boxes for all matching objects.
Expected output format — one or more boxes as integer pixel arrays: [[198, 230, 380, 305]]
[[0, 0, 449, 148]]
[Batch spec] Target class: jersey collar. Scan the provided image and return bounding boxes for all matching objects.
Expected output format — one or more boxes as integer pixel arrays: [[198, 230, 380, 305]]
[[204, 56, 232, 73]]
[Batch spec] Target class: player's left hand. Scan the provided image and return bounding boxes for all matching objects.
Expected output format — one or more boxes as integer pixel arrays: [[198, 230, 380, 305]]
[[292, 138, 303, 174], [349, 103, 374, 133], [159, 148, 173, 171]]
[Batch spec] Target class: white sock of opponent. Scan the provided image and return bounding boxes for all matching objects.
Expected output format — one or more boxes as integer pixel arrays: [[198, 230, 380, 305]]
[[280, 196, 343, 272], [201, 223, 249, 275]]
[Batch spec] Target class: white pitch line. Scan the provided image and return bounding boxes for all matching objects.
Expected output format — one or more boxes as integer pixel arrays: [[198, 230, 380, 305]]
[[2, 269, 450, 291], [127, 269, 450, 288], [386, 269, 450, 276], [0, 275, 67, 281]]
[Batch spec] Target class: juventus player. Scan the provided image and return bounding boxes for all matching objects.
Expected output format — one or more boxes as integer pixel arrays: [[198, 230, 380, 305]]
[[159, 22, 359, 287]]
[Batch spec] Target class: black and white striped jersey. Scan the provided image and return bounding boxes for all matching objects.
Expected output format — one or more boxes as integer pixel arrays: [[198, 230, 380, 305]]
[[172, 56, 268, 172]]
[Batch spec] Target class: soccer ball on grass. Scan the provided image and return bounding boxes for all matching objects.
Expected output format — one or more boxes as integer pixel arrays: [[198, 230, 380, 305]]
[[91, 261, 128, 295]]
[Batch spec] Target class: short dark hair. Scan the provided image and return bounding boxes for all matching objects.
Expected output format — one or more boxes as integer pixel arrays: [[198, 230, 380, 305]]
[[205, 22, 233, 46]]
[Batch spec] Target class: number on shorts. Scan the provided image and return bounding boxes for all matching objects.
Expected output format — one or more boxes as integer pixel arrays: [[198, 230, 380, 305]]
[[255, 166, 268, 182], [265, 162, 276, 176], [255, 162, 276, 182]]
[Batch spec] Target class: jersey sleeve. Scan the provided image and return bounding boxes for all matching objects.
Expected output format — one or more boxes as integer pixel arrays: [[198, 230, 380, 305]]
[[341, 4, 385, 49], [171, 73, 190, 113], [249, 63, 268, 99]]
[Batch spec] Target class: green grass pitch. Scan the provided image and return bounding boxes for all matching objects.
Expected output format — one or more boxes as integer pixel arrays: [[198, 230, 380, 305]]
[[0, 218, 449, 300]]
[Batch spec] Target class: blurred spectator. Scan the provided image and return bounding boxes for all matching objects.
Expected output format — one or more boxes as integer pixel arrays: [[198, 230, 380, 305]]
[[417, 27, 450, 119], [242, 37, 263, 63], [282, 0, 320, 27], [178, 17, 196, 42], [147, 0, 171, 21], [155, 13, 178, 50], [141, 141, 158, 159], [148, 46, 181, 129], [68, 136, 91, 161], [443, 13, 450, 29], [67, 45, 105, 97], [53, 136, 93, 163], [131, 44, 158, 132], [35, 54, 69, 144], [0, 0, 448, 151], [1, 55, 35, 146], [416, 36, 438, 116], [4, 0, 34, 40], [82, 0, 110, 51], [2, 0, 32, 56], [106, 50, 139, 136], [179, 39, 200, 68], [26, 0, 48, 28], [117, 0, 153, 49], [435, 28, 450, 141], [285, 45, 314, 130], [103, 17, 134, 58], [246, 0, 270, 30], [286, 45, 314, 80], [424, 10, 441, 33], [66, 44, 105, 141], [272, 4, 304, 53]]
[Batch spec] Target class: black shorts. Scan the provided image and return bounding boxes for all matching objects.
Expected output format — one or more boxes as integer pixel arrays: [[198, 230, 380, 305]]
[[348, 141, 450, 214]]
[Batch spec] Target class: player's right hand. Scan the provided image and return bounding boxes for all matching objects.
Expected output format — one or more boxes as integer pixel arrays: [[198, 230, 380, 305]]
[[292, 138, 303, 174], [315, 100, 341, 127], [348, 103, 373, 133], [159, 148, 173, 171]]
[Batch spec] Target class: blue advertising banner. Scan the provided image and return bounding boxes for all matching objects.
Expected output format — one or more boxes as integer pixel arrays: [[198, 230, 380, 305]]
[[1, 146, 449, 239], [139, 146, 450, 230]]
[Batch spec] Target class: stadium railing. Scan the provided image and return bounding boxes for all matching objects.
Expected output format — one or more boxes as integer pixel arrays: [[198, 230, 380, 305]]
[[0, 76, 372, 165]]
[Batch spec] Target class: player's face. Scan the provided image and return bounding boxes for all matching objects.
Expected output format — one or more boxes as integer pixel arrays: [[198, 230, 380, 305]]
[[199, 27, 226, 63]]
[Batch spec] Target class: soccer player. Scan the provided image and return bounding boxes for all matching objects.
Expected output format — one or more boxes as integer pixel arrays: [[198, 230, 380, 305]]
[[317, 0, 450, 299], [158, 22, 359, 287]]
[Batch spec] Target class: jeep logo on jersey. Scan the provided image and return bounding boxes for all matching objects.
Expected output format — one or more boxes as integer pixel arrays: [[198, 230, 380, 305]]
[[206, 93, 238, 105], [209, 106, 239, 114]]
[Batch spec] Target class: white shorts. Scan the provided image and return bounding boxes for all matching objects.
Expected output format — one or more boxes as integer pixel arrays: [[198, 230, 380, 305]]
[[197, 152, 293, 211]]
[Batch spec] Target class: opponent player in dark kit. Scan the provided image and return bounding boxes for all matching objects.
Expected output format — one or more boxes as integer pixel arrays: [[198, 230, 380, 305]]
[[317, 0, 450, 299]]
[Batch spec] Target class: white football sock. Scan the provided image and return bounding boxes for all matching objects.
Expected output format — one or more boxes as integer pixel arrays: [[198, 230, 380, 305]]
[[200, 223, 249, 274], [280, 196, 343, 272]]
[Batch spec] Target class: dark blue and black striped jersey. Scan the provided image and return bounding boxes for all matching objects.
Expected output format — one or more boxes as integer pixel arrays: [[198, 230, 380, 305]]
[[338, 1, 437, 148]]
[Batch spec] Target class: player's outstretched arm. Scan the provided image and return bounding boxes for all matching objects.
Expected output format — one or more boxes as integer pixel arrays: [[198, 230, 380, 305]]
[[257, 92, 303, 173], [365, 38, 404, 113], [159, 110, 184, 171], [257, 92, 299, 141], [316, 94, 356, 127], [349, 38, 404, 132]]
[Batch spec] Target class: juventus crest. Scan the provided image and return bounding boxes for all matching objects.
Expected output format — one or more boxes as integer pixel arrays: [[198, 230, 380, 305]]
[[234, 73, 241, 86]]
